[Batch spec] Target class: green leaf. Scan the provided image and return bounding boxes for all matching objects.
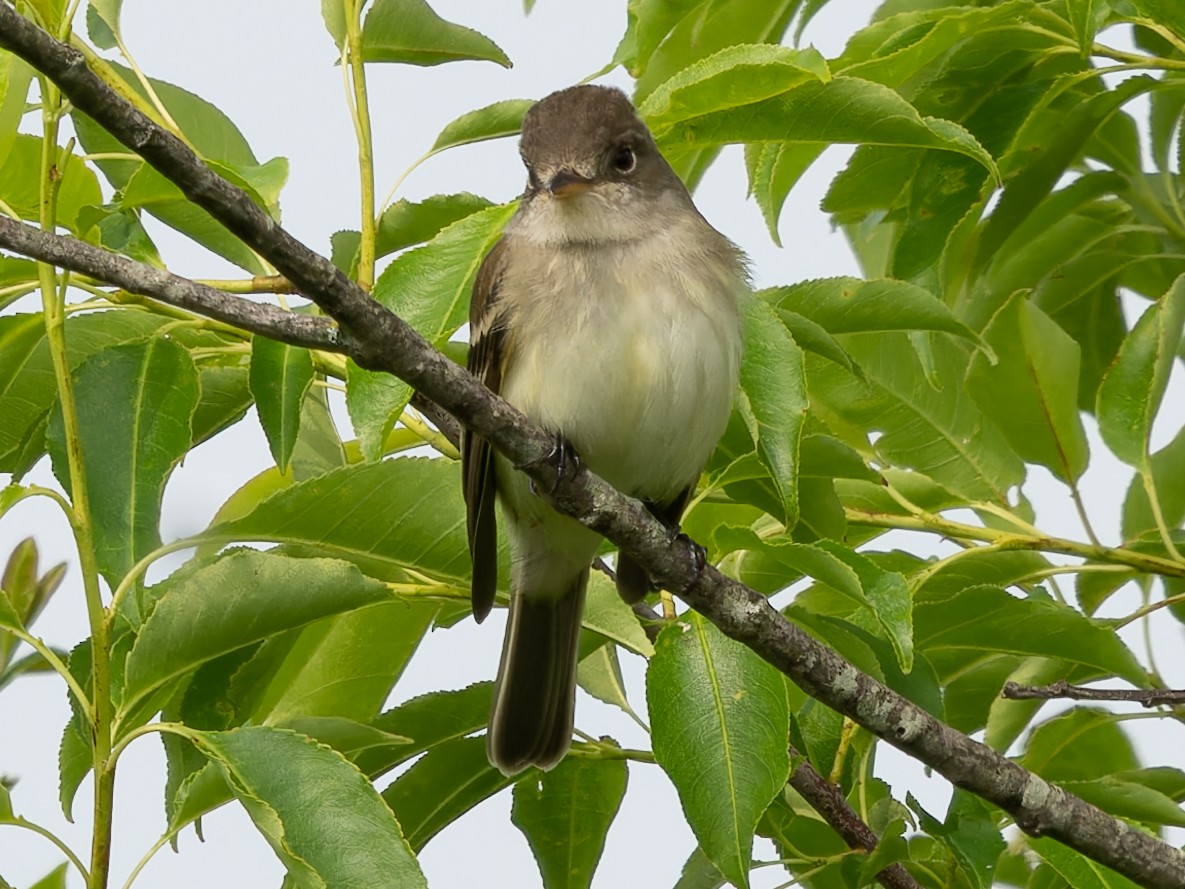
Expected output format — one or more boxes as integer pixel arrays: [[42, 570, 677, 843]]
[[86, 0, 124, 49], [346, 203, 513, 458], [333, 192, 494, 274], [26, 863, 67, 889], [359, 683, 492, 777], [249, 338, 314, 473], [737, 299, 805, 525], [640, 44, 830, 130], [909, 791, 1005, 889], [0, 53, 33, 171], [673, 846, 728, 889], [1122, 422, 1185, 541], [1030, 837, 1141, 889], [611, 0, 702, 78], [1056, 776, 1185, 827], [202, 458, 477, 586], [1023, 708, 1138, 781], [916, 586, 1146, 685], [1097, 275, 1185, 465], [763, 277, 979, 340], [191, 726, 426, 888], [511, 754, 628, 889], [1067, 0, 1101, 53], [72, 64, 282, 272], [430, 99, 533, 153], [0, 311, 169, 474], [714, 528, 863, 601], [649, 74, 996, 178], [0, 135, 102, 235], [381, 735, 518, 850], [361, 0, 510, 66], [646, 613, 791, 889], [246, 599, 438, 727], [966, 294, 1088, 484], [808, 335, 1024, 503], [121, 551, 391, 718], [577, 644, 634, 716], [46, 338, 199, 591], [815, 541, 913, 673], [321, 0, 347, 48], [746, 141, 828, 244], [582, 570, 654, 657], [1126, 0, 1185, 42], [971, 76, 1161, 276]]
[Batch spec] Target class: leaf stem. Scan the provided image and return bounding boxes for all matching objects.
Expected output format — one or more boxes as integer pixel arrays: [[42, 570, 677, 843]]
[[0, 817, 89, 883], [845, 507, 1185, 578], [36, 74, 116, 889], [1069, 482, 1101, 549], [1139, 462, 1183, 562], [0, 622, 92, 721], [343, 0, 376, 291]]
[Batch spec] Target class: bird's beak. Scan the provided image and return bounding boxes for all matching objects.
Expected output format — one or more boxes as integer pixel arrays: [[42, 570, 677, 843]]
[[547, 169, 594, 199]]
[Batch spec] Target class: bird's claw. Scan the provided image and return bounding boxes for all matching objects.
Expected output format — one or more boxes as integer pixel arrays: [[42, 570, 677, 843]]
[[673, 530, 707, 584], [522, 433, 579, 497]]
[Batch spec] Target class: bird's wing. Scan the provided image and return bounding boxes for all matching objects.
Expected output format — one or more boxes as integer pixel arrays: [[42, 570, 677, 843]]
[[463, 237, 510, 623]]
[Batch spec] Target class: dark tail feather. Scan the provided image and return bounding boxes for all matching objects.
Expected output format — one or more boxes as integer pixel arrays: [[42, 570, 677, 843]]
[[486, 568, 588, 775]]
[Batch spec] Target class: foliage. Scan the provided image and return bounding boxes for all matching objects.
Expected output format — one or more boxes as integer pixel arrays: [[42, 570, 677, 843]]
[[1, 0, 1185, 888]]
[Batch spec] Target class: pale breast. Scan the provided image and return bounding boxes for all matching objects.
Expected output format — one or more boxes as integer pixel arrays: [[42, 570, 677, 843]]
[[500, 230, 744, 504]]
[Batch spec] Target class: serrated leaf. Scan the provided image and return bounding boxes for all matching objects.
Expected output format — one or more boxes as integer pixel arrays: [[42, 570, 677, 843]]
[[192, 726, 426, 888], [737, 299, 805, 525], [201, 458, 476, 587], [1057, 776, 1185, 827], [649, 74, 996, 178], [714, 527, 862, 600], [577, 644, 633, 716], [249, 338, 313, 473], [430, 99, 533, 153], [764, 277, 979, 340], [967, 294, 1089, 484], [1030, 837, 1141, 889], [122, 551, 391, 719], [0, 311, 170, 474], [0, 134, 102, 235], [0, 53, 33, 173], [87, 0, 123, 48], [745, 140, 826, 244], [348, 203, 514, 459], [46, 338, 198, 591], [815, 541, 913, 672], [640, 44, 830, 128], [916, 586, 1146, 685], [381, 734, 518, 850], [809, 335, 1024, 503], [909, 791, 1006, 889], [361, 0, 510, 66], [1097, 275, 1185, 466], [583, 570, 654, 657], [358, 683, 492, 778], [647, 613, 790, 889], [1022, 708, 1138, 781], [511, 754, 627, 889], [1122, 422, 1185, 541]]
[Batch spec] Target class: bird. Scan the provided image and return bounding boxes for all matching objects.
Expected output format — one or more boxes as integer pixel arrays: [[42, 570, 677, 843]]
[[462, 83, 747, 775]]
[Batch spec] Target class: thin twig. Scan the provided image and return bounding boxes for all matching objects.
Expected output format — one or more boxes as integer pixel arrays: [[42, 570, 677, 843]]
[[1002, 680, 1185, 708]]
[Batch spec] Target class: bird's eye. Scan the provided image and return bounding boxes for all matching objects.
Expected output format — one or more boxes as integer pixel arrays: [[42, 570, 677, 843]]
[[611, 145, 636, 174]]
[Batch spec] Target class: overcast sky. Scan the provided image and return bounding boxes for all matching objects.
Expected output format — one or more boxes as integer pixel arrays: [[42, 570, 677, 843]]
[[1, 2, 1183, 888]]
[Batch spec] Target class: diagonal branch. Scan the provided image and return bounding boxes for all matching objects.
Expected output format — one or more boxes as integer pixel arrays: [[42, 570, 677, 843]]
[[0, 216, 342, 350], [1, 6, 1182, 887]]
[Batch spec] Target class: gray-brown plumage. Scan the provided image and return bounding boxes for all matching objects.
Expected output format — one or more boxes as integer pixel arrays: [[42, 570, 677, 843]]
[[463, 84, 747, 775]]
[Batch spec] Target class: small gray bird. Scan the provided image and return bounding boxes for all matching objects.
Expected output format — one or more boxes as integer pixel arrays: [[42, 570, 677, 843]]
[[463, 84, 746, 775]]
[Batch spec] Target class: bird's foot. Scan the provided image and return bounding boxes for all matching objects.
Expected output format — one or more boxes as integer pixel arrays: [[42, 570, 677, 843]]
[[673, 530, 707, 585], [521, 433, 579, 497]]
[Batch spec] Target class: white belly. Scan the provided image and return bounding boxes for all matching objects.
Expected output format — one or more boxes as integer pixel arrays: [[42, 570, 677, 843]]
[[500, 242, 743, 504]]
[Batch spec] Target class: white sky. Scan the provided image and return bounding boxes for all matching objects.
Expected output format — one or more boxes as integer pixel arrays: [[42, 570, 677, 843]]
[[1, 1, 1184, 888]]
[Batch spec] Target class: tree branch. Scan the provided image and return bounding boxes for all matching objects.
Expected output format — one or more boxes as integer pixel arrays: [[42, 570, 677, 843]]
[[1, 7, 1182, 886], [0, 217, 343, 350], [1003, 680, 1185, 707], [787, 747, 921, 889]]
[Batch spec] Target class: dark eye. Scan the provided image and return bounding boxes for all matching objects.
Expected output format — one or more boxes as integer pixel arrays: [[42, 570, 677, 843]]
[[611, 145, 636, 174]]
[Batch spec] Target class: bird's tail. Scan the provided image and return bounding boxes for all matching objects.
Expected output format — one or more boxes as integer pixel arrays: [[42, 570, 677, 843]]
[[486, 567, 588, 775]]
